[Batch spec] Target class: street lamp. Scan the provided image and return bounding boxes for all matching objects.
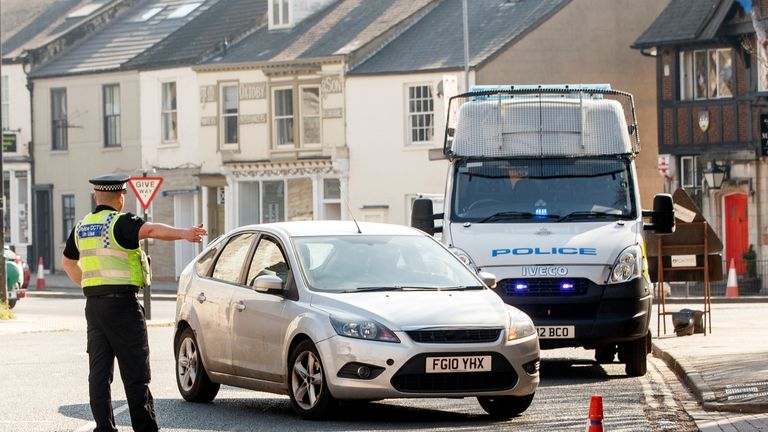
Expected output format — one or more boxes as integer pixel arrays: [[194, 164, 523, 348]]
[[703, 160, 728, 189]]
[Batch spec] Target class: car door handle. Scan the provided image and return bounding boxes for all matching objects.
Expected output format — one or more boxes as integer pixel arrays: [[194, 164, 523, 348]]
[[235, 301, 246, 312], [197, 293, 207, 303]]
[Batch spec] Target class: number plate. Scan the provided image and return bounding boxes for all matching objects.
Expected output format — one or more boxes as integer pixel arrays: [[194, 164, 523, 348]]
[[425, 355, 492, 373], [536, 326, 575, 339]]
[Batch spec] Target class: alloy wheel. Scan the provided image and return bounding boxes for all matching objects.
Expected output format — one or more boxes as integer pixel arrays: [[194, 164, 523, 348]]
[[177, 337, 199, 392], [291, 350, 324, 410]]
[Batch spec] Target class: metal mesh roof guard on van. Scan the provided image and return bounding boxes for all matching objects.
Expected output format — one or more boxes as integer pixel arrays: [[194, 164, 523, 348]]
[[444, 87, 639, 158]]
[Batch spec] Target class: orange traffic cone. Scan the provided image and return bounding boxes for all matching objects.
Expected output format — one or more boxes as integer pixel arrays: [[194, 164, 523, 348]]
[[725, 259, 738, 298], [35, 256, 46, 290], [586, 395, 604, 432]]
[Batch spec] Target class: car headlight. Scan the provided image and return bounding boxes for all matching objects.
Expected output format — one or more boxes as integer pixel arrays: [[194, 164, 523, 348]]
[[449, 247, 477, 270], [609, 245, 642, 284], [507, 307, 536, 341], [329, 316, 400, 343]]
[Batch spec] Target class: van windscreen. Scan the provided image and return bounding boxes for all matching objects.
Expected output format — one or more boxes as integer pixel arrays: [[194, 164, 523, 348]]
[[451, 157, 636, 223]]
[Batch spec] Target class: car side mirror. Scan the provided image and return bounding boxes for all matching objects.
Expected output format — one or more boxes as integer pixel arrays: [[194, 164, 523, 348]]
[[478, 271, 497, 289], [253, 274, 283, 293]]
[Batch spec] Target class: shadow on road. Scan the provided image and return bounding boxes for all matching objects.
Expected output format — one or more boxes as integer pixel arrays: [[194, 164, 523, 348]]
[[60, 397, 510, 430], [539, 358, 632, 386]]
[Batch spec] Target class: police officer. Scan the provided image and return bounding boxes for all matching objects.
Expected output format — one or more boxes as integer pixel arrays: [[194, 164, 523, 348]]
[[61, 174, 206, 432]]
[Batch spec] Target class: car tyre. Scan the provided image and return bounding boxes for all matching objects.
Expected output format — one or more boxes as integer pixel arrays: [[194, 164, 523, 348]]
[[175, 327, 220, 402], [623, 332, 649, 377], [7, 299, 16, 309], [477, 393, 534, 418], [288, 339, 337, 420], [595, 344, 617, 363]]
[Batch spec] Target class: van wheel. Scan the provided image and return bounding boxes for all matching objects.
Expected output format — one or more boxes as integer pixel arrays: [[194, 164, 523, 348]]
[[477, 394, 534, 418], [288, 339, 337, 419], [175, 327, 220, 402], [7, 299, 16, 309], [623, 333, 649, 377], [595, 345, 617, 363]]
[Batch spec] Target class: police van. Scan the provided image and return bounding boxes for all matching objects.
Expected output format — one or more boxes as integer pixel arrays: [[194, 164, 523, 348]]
[[412, 85, 674, 376]]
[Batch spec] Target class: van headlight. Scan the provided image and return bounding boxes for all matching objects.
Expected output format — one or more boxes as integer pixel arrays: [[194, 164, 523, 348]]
[[507, 307, 536, 341], [450, 247, 477, 270], [330, 316, 400, 343], [609, 245, 642, 283]]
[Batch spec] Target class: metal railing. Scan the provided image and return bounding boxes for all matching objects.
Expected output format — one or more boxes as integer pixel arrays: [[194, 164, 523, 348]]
[[666, 259, 767, 297]]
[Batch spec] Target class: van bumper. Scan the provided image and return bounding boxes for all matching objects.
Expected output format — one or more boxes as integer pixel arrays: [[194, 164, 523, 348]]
[[496, 277, 651, 350]]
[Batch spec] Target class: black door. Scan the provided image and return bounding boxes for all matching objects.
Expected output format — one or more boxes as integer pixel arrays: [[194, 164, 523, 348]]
[[33, 185, 54, 272]]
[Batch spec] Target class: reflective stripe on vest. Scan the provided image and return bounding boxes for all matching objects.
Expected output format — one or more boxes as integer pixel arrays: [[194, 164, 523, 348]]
[[75, 210, 144, 288]]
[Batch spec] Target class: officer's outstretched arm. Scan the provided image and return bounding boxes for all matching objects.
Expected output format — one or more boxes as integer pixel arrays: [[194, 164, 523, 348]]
[[62, 256, 82, 286], [139, 222, 207, 243]]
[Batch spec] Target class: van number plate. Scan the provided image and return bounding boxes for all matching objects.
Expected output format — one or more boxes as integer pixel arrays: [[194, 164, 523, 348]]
[[425, 356, 492, 373], [537, 326, 575, 339]]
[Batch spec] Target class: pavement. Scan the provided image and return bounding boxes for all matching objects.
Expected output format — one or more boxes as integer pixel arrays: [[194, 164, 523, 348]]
[[19, 273, 768, 419]]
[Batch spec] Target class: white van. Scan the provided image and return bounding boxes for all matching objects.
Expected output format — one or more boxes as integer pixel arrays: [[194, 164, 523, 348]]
[[412, 85, 674, 376]]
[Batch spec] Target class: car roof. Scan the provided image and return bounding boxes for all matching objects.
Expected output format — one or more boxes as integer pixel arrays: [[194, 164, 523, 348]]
[[237, 220, 425, 238]]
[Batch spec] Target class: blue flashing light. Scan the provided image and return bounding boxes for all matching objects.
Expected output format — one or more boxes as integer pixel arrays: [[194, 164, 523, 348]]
[[514, 282, 528, 291], [561, 281, 575, 291], [534, 208, 548, 218]]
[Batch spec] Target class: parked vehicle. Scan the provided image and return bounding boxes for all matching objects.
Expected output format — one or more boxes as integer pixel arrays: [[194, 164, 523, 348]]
[[412, 85, 674, 377], [4, 246, 25, 308], [174, 221, 540, 419]]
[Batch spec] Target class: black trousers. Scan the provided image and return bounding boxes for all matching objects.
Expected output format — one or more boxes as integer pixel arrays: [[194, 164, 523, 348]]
[[85, 295, 158, 432]]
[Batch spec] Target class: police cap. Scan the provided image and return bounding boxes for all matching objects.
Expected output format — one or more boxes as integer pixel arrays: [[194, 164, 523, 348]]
[[90, 173, 129, 192]]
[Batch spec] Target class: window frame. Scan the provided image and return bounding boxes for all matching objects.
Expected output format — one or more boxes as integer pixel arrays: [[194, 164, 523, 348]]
[[62, 194, 75, 242], [271, 83, 322, 149], [51, 88, 68, 150], [272, 86, 295, 149], [405, 83, 435, 146], [220, 82, 239, 149], [161, 81, 178, 143], [245, 234, 290, 289], [679, 48, 733, 101], [210, 232, 256, 285], [299, 84, 321, 147], [103, 83, 121, 148], [1, 75, 9, 131], [680, 155, 698, 188], [270, 0, 291, 28]]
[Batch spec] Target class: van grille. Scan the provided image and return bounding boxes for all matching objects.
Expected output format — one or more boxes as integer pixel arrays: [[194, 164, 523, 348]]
[[406, 329, 502, 344]]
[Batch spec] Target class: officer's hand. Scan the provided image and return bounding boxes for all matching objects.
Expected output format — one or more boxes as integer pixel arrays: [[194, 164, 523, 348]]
[[185, 224, 207, 243]]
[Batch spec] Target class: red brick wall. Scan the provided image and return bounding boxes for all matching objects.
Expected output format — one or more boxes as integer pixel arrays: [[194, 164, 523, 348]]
[[693, 106, 706, 145], [677, 106, 690, 145], [708, 105, 722, 143], [663, 108, 674, 146], [662, 50, 673, 101], [739, 103, 751, 142], [724, 104, 738, 142]]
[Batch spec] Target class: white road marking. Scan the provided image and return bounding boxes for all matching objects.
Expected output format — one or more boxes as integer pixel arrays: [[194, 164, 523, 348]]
[[74, 403, 129, 432]]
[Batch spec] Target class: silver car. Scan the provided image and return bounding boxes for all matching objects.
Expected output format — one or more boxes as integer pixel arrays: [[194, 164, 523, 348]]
[[174, 221, 540, 419]]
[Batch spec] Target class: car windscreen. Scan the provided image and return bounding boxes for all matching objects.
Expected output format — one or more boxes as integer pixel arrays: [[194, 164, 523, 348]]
[[293, 235, 483, 292], [451, 157, 636, 223]]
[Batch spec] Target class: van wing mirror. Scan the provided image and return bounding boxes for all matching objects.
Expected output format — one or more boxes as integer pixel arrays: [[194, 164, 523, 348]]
[[643, 193, 675, 234], [411, 198, 442, 236], [253, 274, 284, 292], [478, 271, 497, 289]]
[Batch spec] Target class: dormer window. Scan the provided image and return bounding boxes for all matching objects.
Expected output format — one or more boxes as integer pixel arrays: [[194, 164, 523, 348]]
[[270, 0, 290, 28], [168, 2, 201, 19]]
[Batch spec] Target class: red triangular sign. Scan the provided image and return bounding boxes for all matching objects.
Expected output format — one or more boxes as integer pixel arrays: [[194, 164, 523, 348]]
[[128, 177, 164, 209]]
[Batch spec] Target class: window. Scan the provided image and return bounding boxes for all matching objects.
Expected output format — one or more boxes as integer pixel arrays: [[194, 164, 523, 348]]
[[407, 84, 434, 144], [162, 82, 177, 142], [270, 0, 290, 27], [67, 2, 105, 18], [273, 88, 293, 146], [680, 49, 733, 100], [301, 87, 320, 145], [272, 85, 320, 148], [680, 155, 698, 188], [103, 84, 121, 147], [1, 75, 8, 130], [758, 40, 768, 92], [167, 2, 201, 19], [211, 232, 255, 283], [238, 178, 317, 225], [221, 84, 238, 146], [51, 88, 68, 150], [132, 6, 164, 21], [246, 236, 289, 287], [322, 178, 341, 220], [263, 180, 285, 223], [62, 195, 75, 241]]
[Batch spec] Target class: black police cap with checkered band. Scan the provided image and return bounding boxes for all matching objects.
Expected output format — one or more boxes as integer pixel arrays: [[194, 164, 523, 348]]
[[89, 173, 129, 192]]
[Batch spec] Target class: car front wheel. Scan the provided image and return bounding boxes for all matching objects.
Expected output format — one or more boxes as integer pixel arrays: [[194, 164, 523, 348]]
[[623, 332, 649, 377], [477, 393, 534, 418], [175, 327, 220, 402], [288, 339, 337, 419]]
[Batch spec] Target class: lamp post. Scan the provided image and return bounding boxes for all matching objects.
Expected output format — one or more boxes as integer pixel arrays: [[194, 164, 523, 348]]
[[703, 160, 728, 190]]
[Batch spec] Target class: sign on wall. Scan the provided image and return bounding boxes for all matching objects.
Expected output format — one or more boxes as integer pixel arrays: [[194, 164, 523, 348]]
[[239, 82, 266, 100], [2, 134, 17, 153], [200, 85, 217, 103]]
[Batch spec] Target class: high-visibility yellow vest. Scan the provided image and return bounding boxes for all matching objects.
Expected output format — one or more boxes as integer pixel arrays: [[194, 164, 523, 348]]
[[74, 210, 146, 288]]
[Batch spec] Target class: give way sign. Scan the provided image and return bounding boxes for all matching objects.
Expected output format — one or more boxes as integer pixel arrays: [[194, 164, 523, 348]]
[[128, 177, 164, 209]]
